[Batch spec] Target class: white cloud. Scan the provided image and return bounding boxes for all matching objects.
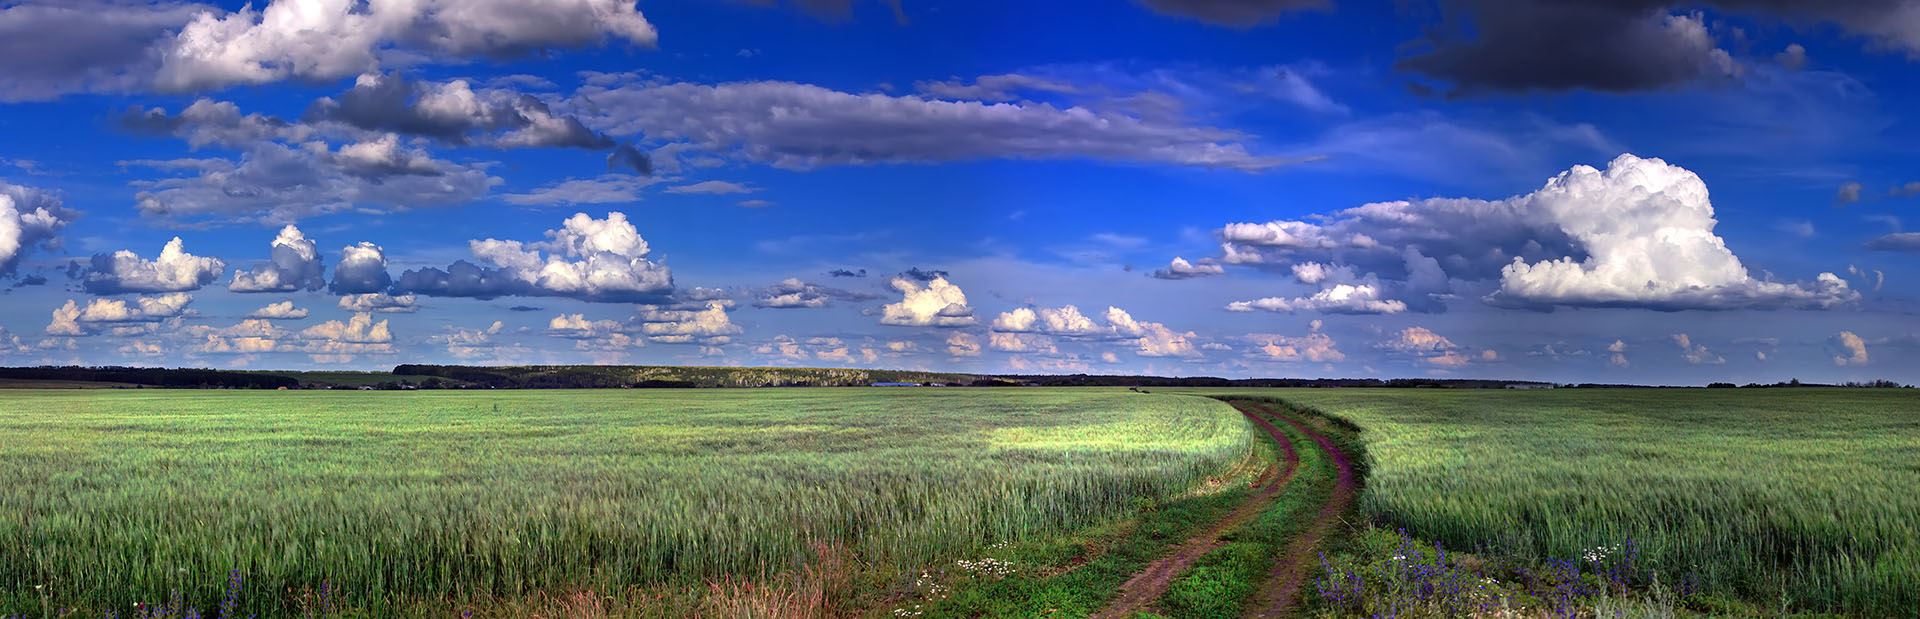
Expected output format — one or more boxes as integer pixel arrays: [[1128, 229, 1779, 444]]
[[155, 0, 656, 92], [47, 294, 195, 336], [1149, 256, 1224, 280], [0, 181, 72, 274], [399, 212, 673, 302], [298, 312, 395, 363], [338, 292, 418, 313], [1608, 339, 1630, 367], [247, 300, 309, 320], [990, 305, 1106, 336], [1227, 283, 1407, 315], [1671, 333, 1725, 365], [85, 238, 226, 293], [1211, 154, 1856, 311], [637, 301, 739, 344], [1105, 307, 1199, 358], [1248, 323, 1344, 363], [229, 225, 324, 292], [945, 332, 981, 357], [1832, 331, 1869, 366], [435, 320, 509, 360], [880, 276, 975, 327], [989, 332, 1059, 354]]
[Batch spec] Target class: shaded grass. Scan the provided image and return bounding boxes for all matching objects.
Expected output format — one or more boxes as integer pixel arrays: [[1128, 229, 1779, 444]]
[[1178, 388, 1920, 616]]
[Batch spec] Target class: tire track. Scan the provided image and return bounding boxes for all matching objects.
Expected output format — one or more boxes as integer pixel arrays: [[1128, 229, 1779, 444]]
[[1242, 402, 1360, 619], [1093, 401, 1301, 619]]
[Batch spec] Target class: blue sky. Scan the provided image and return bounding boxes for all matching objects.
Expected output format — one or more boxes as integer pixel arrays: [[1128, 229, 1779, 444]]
[[1, 0, 1916, 384]]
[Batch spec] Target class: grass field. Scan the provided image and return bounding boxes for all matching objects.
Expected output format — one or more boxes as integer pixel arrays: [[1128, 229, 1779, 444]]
[[1189, 388, 1920, 616], [0, 388, 1254, 616]]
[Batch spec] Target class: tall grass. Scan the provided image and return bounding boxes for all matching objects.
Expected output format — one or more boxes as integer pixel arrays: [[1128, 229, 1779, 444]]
[[0, 388, 1254, 615], [1192, 387, 1920, 616]]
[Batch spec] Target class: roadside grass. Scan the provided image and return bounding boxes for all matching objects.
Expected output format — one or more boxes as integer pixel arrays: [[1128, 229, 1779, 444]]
[[900, 432, 1275, 618], [1177, 389, 1917, 618], [1156, 401, 1337, 618]]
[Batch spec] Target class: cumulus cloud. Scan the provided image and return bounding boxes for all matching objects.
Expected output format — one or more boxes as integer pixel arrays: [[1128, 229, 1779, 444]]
[[990, 305, 1108, 336], [0, 181, 73, 275], [946, 332, 982, 357], [636, 301, 739, 345], [329, 242, 393, 294], [121, 97, 311, 149], [85, 237, 226, 294], [248, 300, 309, 320], [338, 292, 418, 313], [572, 77, 1292, 172], [47, 293, 195, 336], [1608, 339, 1630, 367], [1248, 320, 1343, 363], [880, 276, 975, 327], [753, 278, 881, 308], [434, 320, 512, 360], [1105, 307, 1200, 358], [154, 0, 655, 92], [398, 212, 673, 302], [1149, 256, 1224, 279], [1831, 331, 1869, 366], [1136, 0, 1326, 27], [1378, 326, 1489, 368], [229, 225, 324, 292], [1671, 333, 1725, 365], [989, 332, 1059, 354], [298, 313, 395, 363], [1213, 154, 1855, 311]]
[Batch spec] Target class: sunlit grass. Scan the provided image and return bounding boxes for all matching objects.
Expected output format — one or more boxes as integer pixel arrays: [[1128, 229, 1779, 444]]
[[0, 388, 1254, 615]]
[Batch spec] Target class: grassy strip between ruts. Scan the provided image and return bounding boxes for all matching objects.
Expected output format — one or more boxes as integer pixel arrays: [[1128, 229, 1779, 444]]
[[1145, 399, 1344, 619], [891, 398, 1284, 618]]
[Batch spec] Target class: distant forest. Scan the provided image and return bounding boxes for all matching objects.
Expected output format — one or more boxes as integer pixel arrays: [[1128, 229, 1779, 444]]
[[0, 365, 1904, 390]]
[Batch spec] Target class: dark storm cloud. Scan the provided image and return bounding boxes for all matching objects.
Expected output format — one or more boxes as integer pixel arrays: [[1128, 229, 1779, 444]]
[[1137, 0, 1327, 27], [1399, 1, 1736, 95], [1400, 0, 1920, 95], [828, 268, 868, 278], [902, 267, 948, 282], [606, 144, 653, 176]]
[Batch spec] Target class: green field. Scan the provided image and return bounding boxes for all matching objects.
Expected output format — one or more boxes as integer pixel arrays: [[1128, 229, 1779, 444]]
[[1190, 387, 1920, 616], [0, 388, 1253, 616]]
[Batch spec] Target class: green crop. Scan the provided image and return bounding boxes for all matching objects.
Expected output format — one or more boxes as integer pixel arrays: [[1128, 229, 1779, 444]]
[[0, 388, 1253, 616], [1183, 387, 1920, 616]]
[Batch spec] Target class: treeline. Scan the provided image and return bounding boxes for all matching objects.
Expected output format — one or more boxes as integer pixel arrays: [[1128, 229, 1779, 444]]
[[391, 364, 974, 389], [999, 374, 1548, 389], [0, 366, 298, 389]]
